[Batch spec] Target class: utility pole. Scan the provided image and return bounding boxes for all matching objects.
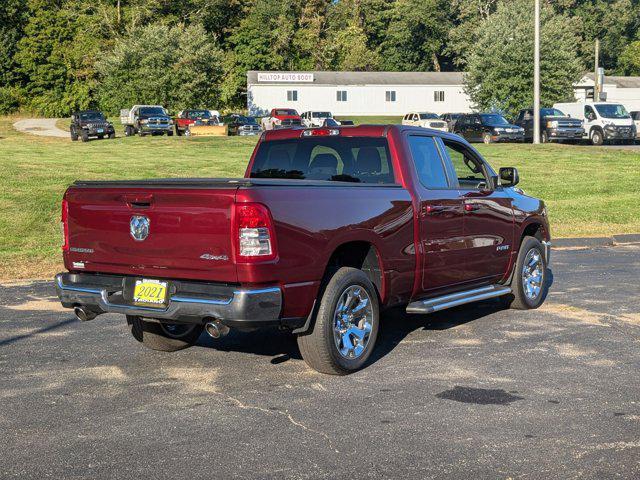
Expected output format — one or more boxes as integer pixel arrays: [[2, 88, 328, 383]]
[[117, 0, 121, 26], [533, 0, 541, 144], [594, 39, 600, 101]]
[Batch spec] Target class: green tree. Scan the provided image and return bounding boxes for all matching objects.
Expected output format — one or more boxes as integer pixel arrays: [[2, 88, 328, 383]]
[[464, 0, 583, 118], [381, 0, 452, 71], [618, 40, 640, 75], [96, 23, 224, 113], [447, 0, 498, 68], [558, 0, 640, 73], [14, 0, 102, 116], [222, 0, 300, 107]]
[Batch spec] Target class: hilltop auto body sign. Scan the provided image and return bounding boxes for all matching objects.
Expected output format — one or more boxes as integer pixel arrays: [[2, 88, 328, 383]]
[[257, 73, 314, 83]]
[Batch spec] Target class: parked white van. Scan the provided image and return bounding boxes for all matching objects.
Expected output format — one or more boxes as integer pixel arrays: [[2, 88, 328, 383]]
[[553, 101, 636, 145]]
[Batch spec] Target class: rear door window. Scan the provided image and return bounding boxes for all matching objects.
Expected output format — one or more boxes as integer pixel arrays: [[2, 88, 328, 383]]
[[251, 137, 395, 184]]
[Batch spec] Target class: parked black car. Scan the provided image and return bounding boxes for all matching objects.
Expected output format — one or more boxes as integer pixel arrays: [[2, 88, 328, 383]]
[[514, 108, 584, 143], [70, 110, 115, 142], [454, 113, 525, 143], [440, 113, 462, 131], [223, 114, 262, 136]]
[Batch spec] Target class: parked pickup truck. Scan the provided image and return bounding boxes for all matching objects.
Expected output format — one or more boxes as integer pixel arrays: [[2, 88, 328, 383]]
[[55, 125, 551, 375], [260, 108, 302, 130], [120, 105, 174, 137], [514, 108, 584, 143]]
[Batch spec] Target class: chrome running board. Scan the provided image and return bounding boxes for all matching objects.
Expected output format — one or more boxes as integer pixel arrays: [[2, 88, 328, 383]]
[[406, 285, 512, 314]]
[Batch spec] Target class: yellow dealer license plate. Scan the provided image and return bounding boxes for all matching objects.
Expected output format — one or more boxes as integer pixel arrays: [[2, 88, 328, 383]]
[[133, 279, 168, 307]]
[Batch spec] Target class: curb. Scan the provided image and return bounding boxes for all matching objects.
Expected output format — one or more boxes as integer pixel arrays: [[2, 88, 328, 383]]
[[553, 234, 640, 249]]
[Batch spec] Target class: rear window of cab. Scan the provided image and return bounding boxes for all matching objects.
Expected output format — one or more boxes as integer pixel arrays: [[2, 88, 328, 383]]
[[250, 137, 395, 184]]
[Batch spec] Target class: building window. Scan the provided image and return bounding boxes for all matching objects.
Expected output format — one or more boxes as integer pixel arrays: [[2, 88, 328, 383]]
[[385, 90, 396, 102], [434, 91, 445, 102], [336, 90, 347, 102], [287, 90, 298, 101]]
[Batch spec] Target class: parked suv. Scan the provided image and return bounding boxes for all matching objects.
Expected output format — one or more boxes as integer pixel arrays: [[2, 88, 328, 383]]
[[301, 111, 334, 128], [454, 113, 525, 143], [70, 110, 115, 142], [514, 108, 584, 143], [402, 112, 448, 132], [55, 125, 550, 375], [440, 113, 462, 131]]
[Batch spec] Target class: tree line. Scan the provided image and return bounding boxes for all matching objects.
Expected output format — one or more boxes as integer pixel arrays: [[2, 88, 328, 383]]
[[1, 0, 639, 118]]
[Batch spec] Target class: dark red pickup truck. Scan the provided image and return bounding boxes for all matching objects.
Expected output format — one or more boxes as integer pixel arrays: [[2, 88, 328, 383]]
[[56, 125, 550, 374]]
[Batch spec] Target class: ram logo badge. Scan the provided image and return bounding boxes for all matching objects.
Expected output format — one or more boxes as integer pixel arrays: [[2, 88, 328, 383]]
[[130, 215, 150, 241]]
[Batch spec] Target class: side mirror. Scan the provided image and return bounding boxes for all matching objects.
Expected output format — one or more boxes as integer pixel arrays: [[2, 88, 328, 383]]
[[499, 167, 520, 187]]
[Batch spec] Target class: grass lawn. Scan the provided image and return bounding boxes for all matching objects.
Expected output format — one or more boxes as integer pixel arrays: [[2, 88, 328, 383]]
[[1, 115, 639, 280]]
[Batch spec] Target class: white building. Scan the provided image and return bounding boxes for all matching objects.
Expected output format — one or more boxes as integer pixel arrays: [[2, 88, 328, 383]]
[[573, 73, 640, 111], [246, 71, 471, 117]]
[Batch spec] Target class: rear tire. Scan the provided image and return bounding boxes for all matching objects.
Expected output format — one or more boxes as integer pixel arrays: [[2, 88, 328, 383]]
[[167, 130, 174, 137], [175, 126, 182, 136], [128, 316, 203, 352], [504, 236, 548, 310], [297, 267, 379, 375]]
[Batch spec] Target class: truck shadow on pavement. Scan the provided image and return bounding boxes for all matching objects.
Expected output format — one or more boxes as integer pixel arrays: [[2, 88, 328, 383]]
[[197, 269, 554, 370]]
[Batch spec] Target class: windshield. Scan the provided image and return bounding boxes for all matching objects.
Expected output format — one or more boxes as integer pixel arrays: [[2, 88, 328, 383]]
[[480, 114, 509, 126], [541, 108, 565, 117], [231, 116, 257, 124], [139, 107, 166, 116], [251, 137, 394, 184], [595, 104, 630, 119], [79, 112, 105, 121], [275, 109, 298, 116], [419, 113, 439, 120], [188, 110, 211, 119], [312, 112, 332, 118]]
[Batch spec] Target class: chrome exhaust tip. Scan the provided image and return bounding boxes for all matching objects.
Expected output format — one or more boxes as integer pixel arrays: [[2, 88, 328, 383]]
[[205, 320, 230, 339], [73, 306, 97, 322]]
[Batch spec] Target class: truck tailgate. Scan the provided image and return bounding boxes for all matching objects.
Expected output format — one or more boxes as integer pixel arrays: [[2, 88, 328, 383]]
[[64, 184, 239, 283]]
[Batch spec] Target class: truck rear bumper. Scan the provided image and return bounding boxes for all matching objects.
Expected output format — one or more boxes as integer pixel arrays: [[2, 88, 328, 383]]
[[55, 272, 283, 328]]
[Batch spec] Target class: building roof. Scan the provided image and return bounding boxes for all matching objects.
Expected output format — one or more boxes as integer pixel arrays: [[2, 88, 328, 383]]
[[583, 73, 640, 88], [247, 70, 465, 86]]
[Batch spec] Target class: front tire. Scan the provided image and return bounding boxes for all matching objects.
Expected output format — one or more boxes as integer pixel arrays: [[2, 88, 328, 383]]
[[80, 130, 89, 142], [297, 267, 379, 375], [70, 126, 78, 141], [504, 236, 548, 310], [590, 129, 604, 146], [128, 316, 203, 352]]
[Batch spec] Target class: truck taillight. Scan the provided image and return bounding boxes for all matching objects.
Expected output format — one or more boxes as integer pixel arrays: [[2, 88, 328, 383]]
[[61, 199, 69, 251], [234, 203, 277, 262]]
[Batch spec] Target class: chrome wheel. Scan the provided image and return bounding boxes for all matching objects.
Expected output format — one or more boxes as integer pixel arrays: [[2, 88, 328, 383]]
[[522, 249, 544, 300], [333, 285, 373, 359], [159, 322, 197, 339]]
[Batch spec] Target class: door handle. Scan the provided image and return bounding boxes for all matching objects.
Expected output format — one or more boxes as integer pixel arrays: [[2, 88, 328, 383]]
[[464, 203, 480, 212]]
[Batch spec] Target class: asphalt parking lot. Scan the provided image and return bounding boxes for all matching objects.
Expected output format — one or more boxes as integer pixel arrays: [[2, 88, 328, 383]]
[[2, 245, 639, 479]]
